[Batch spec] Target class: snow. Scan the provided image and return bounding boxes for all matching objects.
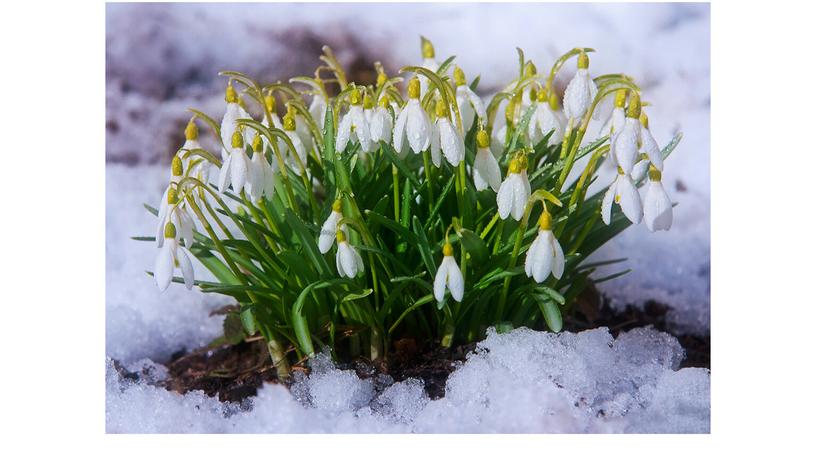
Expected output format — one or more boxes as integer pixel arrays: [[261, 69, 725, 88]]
[[107, 327, 709, 433], [105, 3, 710, 433]]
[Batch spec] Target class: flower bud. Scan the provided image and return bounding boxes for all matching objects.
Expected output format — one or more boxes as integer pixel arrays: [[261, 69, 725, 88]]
[[378, 94, 390, 108], [577, 52, 589, 70], [283, 113, 296, 131], [548, 90, 560, 110], [476, 129, 490, 149], [264, 94, 277, 113], [529, 86, 538, 103], [336, 229, 347, 243], [508, 158, 522, 174], [225, 84, 238, 103], [524, 61, 537, 78], [538, 211, 552, 231], [377, 70, 388, 87], [164, 222, 177, 239], [648, 164, 662, 182], [407, 78, 421, 100], [350, 87, 362, 106], [171, 155, 183, 177], [536, 87, 547, 103], [639, 111, 650, 129], [231, 129, 244, 148], [251, 133, 263, 152], [167, 187, 179, 205], [332, 199, 343, 213], [435, 98, 450, 118], [443, 242, 454, 257], [184, 119, 198, 140], [614, 89, 628, 109], [625, 92, 641, 119], [421, 36, 435, 59], [453, 66, 467, 87], [362, 92, 374, 109]]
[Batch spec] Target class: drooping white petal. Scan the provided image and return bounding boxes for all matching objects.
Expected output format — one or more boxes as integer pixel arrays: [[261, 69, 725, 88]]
[[309, 95, 328, 130], [617, 175, 643, 224], [457, 86, 485, 130], [525, 232, 543, 277], [406, 100, 431, 154], [529, 104, 565, 146], [446, 256, 465, 301], [154, 241, 175, 292], [600, 107, 626, 138], [433, 259, 449, 302], [218, 154, 233, 193], [491, 124, 507, 159], [496, 173, 516, 220], [511, 173, 529, 221], [392, 105, 409, 153], [612, 117, 641, 174], [353, 245, 365, 274], [350, 106, 372, 152], [551, 236, 565, 280], [601, 178, 618, 225], [177, 247, 195, 290], [473, 147, 502, 192], [438, 118, 464, 166], [318, 211, 342, 254], [644, 180, 673, 232], [631, 158, 650, 183], [337, 242, 358, 278], [230, 148, 248, 193], [563, 69, 596, 120], [430, 123, 442, 167], [532, 231, 554, 283], [336, 113, 353, 152], [641, 126, 664, 171], [370, 107, 392, 144]]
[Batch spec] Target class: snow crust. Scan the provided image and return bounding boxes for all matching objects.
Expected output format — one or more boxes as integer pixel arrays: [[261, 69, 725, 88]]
[[107, 327, 709, 433]]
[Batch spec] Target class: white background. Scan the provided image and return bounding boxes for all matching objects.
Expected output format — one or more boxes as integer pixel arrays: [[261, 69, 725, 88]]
[[1, 0, 815, 455]]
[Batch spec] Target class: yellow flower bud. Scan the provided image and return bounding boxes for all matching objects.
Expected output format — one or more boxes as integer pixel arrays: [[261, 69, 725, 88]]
[[453, 66, 467, 87], [332, 199, 343, 213], [363, 92, 374, 109], [377, 71, 388, 88], [524, 61, 537, 78], [548, 90, 560, 111], [626, 92, 642, 119], [443, 242, 454, 257], [508, 158, 522, 174], [225, 84, 238, 103], [184, 119, 198, 140], [378, 94, 390, 108], [350, 87, 362, 106], [536, 87, 547, 103], [264, 94, 277, 113], [648, 164, 662, 182], [407, 77, 421, 100], [538, 211, 552, 231], [577, 52, 589, 70], [421, 36, 435, 59], [164, 222, 177, 239], [231, 129, 244, 148], [639, 111, 650, 129], [529, 86, 538, 103], [435, 98, 450, 118], [251, 133, 263, 152], [476, 129, 490, 149], [167, 187, 179, 205], [171, 155, 183, 177], [336, 230, 347, 243], [614, 89, 628, 109], [283, 113, 296, 131]]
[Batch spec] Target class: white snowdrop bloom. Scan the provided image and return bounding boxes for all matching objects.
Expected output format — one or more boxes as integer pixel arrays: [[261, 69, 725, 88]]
[[599, 89, 628, 138], [473, 130, 501, 192], [602, 167, 643, 225], [610, 93, 643, 175], [563, 52, 598, 121], [524, 212, 565, 283], [318, 200, 348, 254], [453, 66, 486, 131], [279, 113, 308, 176], [220, 85, 254, 159], [337, 88, 373, 153], [218, 130, 251, 194], [417, 37, 439, 97], [639, 112, 664, 171], [431, 98, 465, 167], [393, 77, 432, 156], [246, 135, 277, 201], [497, 158, 531, 221], [368, 96, 393, 145], [433, 242, 464, 302], [335, 231, 364, 278], [156, 184, 195, 249], [529, 89, 566, 146], [154, 222, 195, 292], [631, 156, 650, 183], [179, 120, 211, 184], [491, 123, 507, 159], [643, 166, 673, 232], [309, 92, 328, 131]]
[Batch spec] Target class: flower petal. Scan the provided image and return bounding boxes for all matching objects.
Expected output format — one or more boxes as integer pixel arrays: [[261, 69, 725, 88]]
[[178, 247, 195, 290], [154, 242, 175, 292], [601, 178, 617, 225], [617, 175, 643, 224], [551, 236, 565, 280], [447, 257, 465, 302], [433, 258, 449, 302], [644, 180, 673, 231], [641, 126, 664, 170], [318, 211, 340, 254]]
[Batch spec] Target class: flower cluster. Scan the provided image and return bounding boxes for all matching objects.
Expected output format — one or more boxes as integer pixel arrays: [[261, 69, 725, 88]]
[[142, 38, 681, 377]]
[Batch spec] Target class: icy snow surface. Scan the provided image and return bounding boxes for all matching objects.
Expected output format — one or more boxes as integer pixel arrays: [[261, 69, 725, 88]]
[[105, 3, 710, 433], [107, 327, 709, 433]]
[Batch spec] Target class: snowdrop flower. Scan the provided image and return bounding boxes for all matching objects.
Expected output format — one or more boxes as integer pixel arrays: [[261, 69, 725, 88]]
[[430, 98, 465, 167], [418, 36, 439, 97], [610, 93, 643, 175], [524, 211, 565, 283], [639, 112, 664, 171], [156, 185, 195, 249], [318, 200, 347, 254], [218, 129, 250, 194], [335, 231, 364, 278], [599, 89, 628, 139], [179, 119, 210, 184], [246, 134, 276, 201], [473, 129, 501, 192], [220, 84, 254, 159], [154, 222, 194, 292], [453, 66, 486, 131], [529, 89, 566, 146], [337, 87, 373, 153], [491, 122, 507, 160], [433, 242, 464, 302], [643, 165, 672, 232], [369, 95, 393, 145], [497, 157, 531, 221], [602, 167, 643, 225], [280, 112, 308, 175], [393, 77, 432, 156], [309, 92, 328, 131], [563, 52, 598, 122]]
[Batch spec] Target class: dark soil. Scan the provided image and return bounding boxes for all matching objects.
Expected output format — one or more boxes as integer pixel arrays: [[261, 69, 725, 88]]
[[157, 286, 709, 403]]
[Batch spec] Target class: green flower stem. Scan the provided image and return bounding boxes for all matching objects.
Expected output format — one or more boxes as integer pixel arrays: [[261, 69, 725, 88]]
[[440, 305, 456, 348], [422, 151, 435, 214], [241, 192, 279, 252], [392, 164, 400, 220], [568, 145, 609, 209]]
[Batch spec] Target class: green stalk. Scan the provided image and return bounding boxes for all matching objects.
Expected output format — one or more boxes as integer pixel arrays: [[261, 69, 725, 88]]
[[422, 151, 435, 213], [392, 163, 400, 220]]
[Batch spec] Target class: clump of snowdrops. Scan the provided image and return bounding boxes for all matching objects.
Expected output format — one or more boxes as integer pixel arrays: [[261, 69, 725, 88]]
[[141, 38, 681, 378]]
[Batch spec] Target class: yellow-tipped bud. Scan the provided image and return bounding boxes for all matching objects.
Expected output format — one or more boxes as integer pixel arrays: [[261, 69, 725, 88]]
[[407, 78, 421, 99], [614, 89, 628, 109], [648, 164, 662, 182], [529, 86, 538, 103], [378, 94, 390, 108], [164, 222, 177, 239], [577, 52, 589, 70], [476, 130, 490, 149], [231, 130, 244, 149], [617, 166, 625, 175], [538, 211, 552, 231], [362, 92, 374, 109], [443, 242, 454, 257], [264, 94, 277, 113], [225, 84, 238, 103], [453, 66, 467, 87], [435, 98, 450, 118], [336, 230, 347, 243], [548, 90, 560, 110], [167, 187, 179, 205], [251, 133, 263, 152], [421, 36, 435, 59], [524, 61, 537, 78], [508, 158, 522, 174], [283, 113, 296, 131], [184, 119, 198, 140], [536, 87, 547, 103], [377, 71, 388, 87], [332, 199, 343, 213], [626, 92, 642, 119], [639, 112, 650, 129], [171, 155, 183, 177], [350, 87, 362, 106], [517, 151, 529, 170]]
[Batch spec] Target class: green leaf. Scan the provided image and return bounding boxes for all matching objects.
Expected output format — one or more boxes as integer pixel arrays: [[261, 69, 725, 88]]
[[413, 216, 437, 277], [538, 298, 563, 332], [458, 229, 489, 265], [380, 142, 421, 189], [292, 279, 352, 357], [284, 208, 330, 276]]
